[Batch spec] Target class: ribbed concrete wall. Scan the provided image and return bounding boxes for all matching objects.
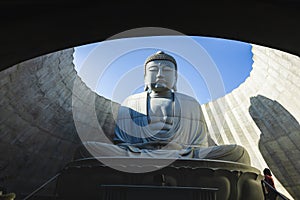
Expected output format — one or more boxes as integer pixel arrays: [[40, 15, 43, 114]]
[[0, 49, 119, 198], [201, 44, 299, 199]]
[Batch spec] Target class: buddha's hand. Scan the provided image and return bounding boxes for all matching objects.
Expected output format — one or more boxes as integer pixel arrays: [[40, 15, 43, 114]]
[[133, 141, 182, 150]]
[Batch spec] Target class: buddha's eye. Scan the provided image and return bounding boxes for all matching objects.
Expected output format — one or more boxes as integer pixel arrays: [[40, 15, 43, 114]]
[[148, 66, 158, 71], [163, 66, 173, 71]]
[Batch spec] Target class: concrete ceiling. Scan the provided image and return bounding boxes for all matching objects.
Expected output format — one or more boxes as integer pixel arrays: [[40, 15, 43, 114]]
[[0, 1, 299, 72]]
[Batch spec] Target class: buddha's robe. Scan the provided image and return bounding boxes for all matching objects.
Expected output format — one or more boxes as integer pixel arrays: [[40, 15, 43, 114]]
[[74, 91, 250, 165], [114, 91, 208, 153]]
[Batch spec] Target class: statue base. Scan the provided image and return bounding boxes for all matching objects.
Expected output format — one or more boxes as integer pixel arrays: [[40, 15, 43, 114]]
[[55, 157, 264, 200]]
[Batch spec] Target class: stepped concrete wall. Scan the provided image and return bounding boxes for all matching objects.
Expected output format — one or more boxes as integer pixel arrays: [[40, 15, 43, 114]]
[[0, 48, 119, 198], [201, 44, 299, 199]]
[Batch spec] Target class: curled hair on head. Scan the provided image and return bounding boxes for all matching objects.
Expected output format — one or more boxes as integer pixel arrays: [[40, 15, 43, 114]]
[[144, 51, 177, 69]]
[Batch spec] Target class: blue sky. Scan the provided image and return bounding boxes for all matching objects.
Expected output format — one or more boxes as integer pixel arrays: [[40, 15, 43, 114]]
[[73, 36, 253, 105]]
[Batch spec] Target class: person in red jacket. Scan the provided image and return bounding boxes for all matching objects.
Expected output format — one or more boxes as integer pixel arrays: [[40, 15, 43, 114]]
[[263, 168, 277, 200]]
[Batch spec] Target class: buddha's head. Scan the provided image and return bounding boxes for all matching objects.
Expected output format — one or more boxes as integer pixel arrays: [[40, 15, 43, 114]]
[[144, 51, 177, 92]]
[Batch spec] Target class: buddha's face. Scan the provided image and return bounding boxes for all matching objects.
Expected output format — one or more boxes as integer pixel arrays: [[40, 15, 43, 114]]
[[144, 60, 177, 92]]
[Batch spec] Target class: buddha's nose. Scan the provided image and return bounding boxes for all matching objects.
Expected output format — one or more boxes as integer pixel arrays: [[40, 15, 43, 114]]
[[156, 68, 164, 78]]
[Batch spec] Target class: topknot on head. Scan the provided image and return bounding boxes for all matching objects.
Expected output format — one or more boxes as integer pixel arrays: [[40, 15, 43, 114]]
[[144, 50, 177, 69]]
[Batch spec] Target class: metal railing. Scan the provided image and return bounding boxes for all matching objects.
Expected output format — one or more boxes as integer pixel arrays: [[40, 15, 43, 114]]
[[22, 173, 60, 200], [261, 180, 290, 200]]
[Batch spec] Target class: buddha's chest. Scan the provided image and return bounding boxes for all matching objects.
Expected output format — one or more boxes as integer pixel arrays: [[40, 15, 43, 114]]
[[148, 98, 173, 118]]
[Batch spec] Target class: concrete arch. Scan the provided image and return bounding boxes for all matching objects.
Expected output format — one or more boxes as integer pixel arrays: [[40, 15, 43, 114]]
[[0, 1, 299, 72]]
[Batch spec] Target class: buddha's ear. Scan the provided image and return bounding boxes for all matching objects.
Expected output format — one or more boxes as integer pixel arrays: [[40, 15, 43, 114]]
[[173, 73, 177, 91], [144, 72, 148, 91], [144, 85, 148, 91], [173, 85, 177, 91]]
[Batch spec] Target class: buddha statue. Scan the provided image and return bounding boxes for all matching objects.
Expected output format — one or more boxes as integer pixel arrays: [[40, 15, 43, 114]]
[[75, 51, 250, 165]]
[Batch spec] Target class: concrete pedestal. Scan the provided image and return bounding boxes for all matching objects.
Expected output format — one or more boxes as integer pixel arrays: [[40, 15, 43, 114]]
[[55, 157, 264, 200]]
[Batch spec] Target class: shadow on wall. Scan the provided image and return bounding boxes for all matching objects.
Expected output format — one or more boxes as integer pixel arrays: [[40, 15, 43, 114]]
[[249, 95, 300, 199]]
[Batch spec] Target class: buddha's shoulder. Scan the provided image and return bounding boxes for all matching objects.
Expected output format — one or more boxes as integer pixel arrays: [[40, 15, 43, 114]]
[[174, 92, 199, 103], [126, 92, 147, 99], [122, 92, 147, 104]]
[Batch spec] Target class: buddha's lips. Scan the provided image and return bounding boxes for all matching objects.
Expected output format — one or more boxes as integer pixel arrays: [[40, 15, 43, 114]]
[[154, 83, 166, 88], [155, 79, 167, 83]]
